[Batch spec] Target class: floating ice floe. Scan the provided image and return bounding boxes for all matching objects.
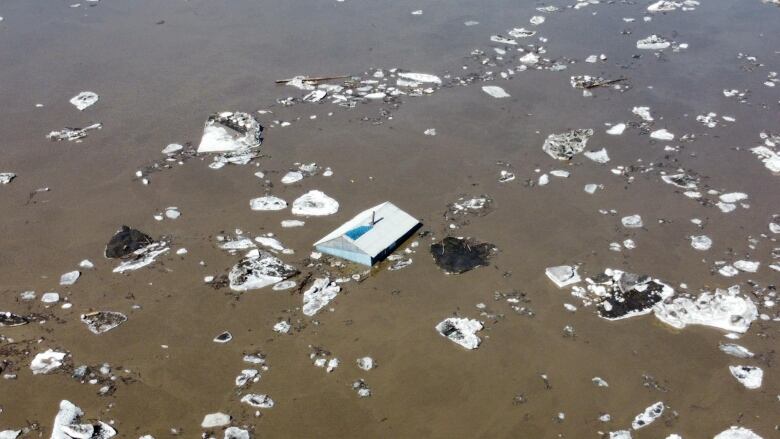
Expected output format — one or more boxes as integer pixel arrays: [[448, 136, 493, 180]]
[[733, 260, 759, 273], [201, 413, 231, 429], [60, 270, 80, 286], [661, 173, 698, 189], [81, 311, 127, 334], [690, 235, 712, 251], [430, 237, 496, 274], [529, 15, 545, 25], [482, 85, 510, 98], [161, 143, 183, 155], [546, 265, 581, 288], [653, 286, 758, 333], [435, 317, 483, 349], [292, 190, 339, 216], [228, 250, 298, 291], [30, 349, 67, 374], [610, 431, 632, 439], [0, 173, 16, 184], [241, 394, 274, 408], [250, 196, 287, 211], [719, 343, 754, 358], [729, 365, 763, 389], [197, 112, 263, 154], [281, 171, 303, 184], [302, 278, 340, 316], [650, 129, 675, 141], [104, 226, 169, 273], [69, 91, 99, 110], [631, 401, 664, 429], [281, 219, 305, 228], [584, 183, 601, 194], [213, 331, 232, 343], [47, 123, 102, 142], [584, 148, 610, 164], [606, 123, 626, 135], [542, 129, 594, 160], [637, 35, 671, 50], [621, 214, 643, 228], [50, 400, 116, 439], [41, 292, 60, 304], [235, 369, 259, 387], [577, 269, 674, 320], [112, 241, 169, 273], [714, 426, 763, 439]]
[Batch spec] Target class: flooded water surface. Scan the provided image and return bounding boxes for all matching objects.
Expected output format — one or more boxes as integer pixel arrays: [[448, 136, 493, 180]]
[[1, 0, 779, 438]]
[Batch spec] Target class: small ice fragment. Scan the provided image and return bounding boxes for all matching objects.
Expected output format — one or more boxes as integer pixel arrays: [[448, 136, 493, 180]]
[[424, 128, 437, 136], [41, 292, 60, 304], [281, 219, 305, 228], [235, 369, 259, 387], [213, 331, 233, 343], [482, 86, 510, 98], [550, 170, 569, 178], [435, 317, 483, 349], [397, 72, 441, 85], [224, 427, 251, 439], [241, 394, 274, 408], [713, 427, 763, 439], [201, 413, 231, 429], [719, 343, 754, 358], [164, 207, 181, 219], [734, 260, 759, 273], [584, 148, 610, 163], [81, 311, 127, 334], [302, 278, 340, 316], [69, 91, 99, 111], [584, 184, 600, 194], [632, 106, 653, 121], [538, 174, 549, 185], [292, 190, 339, 216], [357, 357, 375, 371], [729, 365, 763, 389], [621, 215, 643, 228], [606, 123, 626, 135], [273, 321, 291, 334], [542, 129, 593, 160], [272, 280, 296, 291], [636, 35, 671, 50], [592, 377, 609, 387], [281, 171, 304, 184], [610, 431, 632, 439], [650, 129, 675, 140], [719, 192, 748, 203], [30, 349, 67, 374], [353, 379, 371, 397], [161, 143, 183, 155], [530, 16, 545, 25], [250, 196, 287, 211], [631, 401, 664, 429], [545, 265, 581, 288], [690, 235, 712, 251], [0, 173, 16, 184], [60, 271, 80, 286], [78, 259, 94, 269]]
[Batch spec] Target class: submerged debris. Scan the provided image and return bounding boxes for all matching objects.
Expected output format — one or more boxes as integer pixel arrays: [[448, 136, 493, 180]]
[[576, 269, 674, 320], [435, 317, 483, 349], [46, 123, 102, 142], [542, 129, 594, 160], [0, 312, 29, 327], [430, 237, 496, 274]]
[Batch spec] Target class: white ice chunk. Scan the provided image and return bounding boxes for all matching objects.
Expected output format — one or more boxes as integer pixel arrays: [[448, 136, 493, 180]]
[[631, 401, 664, 429], [397, 72, 441, 85], [482, 85, 511, 98], [621, 214, 643, 228], [653, 288, 758, 333], [69, 92, 99, 111], [201, 413, 231, 429], [650, 129, 675, 140], [714, 426, 763, 439], [302, 278, 340, 316], [584, 148, 610, 163], [435, 317, 483, 350], [607, 123, 626, 135], [292, 190, 339, 216], [250, 196, 287, 211], [545, 265, 581, 288], [59, 271, 80, 286], [729, 365, 763, 389], [30, 349, 66, 374], [690, 235, 712, 251]]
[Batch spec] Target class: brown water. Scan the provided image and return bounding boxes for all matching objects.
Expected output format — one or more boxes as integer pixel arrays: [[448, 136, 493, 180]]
[[1, 0, 779, 437]]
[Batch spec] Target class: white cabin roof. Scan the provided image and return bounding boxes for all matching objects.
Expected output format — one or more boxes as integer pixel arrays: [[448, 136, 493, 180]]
[[314, 202, 419, 257]]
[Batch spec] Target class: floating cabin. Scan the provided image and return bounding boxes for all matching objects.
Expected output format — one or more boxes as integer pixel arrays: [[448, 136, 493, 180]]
[[314, 202, 421, 266]]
